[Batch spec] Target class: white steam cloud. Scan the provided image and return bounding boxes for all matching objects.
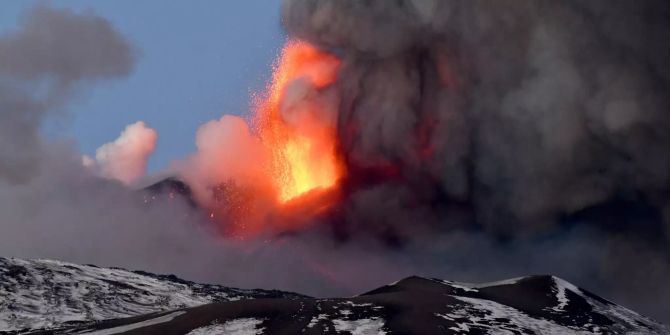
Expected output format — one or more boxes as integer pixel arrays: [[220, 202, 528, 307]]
[[83, 121, 158, 185]]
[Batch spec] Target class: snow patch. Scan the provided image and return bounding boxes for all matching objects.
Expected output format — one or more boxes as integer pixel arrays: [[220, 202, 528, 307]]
[[187, 318, 264, 335], [437, 280, 478, 292], [433, 277, 526, 292], [551, 276, 574, 312], [473, 276, 526, 288], [332, 317, 387, 335], [80, 311, 185, 335], [438, 296, 593, 334], [307, 314, 328, 328], [0, 257, 288, 332]]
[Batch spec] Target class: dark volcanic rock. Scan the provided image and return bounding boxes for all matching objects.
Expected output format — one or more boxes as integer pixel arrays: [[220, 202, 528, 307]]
[[0, 258, 306, 333], [16, 270, 667, 334], [141, 177, 197, 208]]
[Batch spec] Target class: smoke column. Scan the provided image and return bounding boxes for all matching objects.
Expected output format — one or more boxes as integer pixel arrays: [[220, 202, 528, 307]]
[[279, 0, 670, 321], [283, 0, 670, 234], [0, 5, 135, 184]]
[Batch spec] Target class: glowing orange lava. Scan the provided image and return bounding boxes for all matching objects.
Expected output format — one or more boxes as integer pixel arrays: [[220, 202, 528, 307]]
[[254, 40, 343, 203]]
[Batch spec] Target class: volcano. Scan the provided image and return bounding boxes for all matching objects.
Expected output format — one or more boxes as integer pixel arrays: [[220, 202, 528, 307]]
[[1, 258, 666, 334], [1, 1, 668, 333]]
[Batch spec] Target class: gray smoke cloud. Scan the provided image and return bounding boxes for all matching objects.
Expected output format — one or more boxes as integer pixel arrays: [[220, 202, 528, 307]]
[[283, 0, 670, 322], [284, 0, 670, 231], [0, 5, 135, 183]]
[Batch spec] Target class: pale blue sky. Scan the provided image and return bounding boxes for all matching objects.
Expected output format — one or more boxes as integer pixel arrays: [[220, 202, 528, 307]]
[[0, 1, 285, 172]]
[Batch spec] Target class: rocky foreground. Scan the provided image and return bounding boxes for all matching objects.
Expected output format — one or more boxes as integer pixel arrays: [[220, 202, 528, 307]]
[[0, 257, 667, 334]]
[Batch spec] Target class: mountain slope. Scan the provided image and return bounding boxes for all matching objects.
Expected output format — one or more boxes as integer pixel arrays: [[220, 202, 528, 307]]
[[28, 274, 670, 334], [0, 258, 305, 332]]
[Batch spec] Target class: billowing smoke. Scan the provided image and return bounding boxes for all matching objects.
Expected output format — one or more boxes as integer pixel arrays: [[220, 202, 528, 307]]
[[280, 0, 670, 321], [83, 121, 158, 185], [175, 115, 270, 207], [0, 5, 135, 184], [283, 0, 670, 234]]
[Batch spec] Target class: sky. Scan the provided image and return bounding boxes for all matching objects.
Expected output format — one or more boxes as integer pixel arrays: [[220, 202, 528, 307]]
[[0, 0, 285, 172]]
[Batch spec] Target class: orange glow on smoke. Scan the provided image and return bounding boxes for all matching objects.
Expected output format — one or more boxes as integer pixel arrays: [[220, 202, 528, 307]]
[[255, 40, 343, 203]]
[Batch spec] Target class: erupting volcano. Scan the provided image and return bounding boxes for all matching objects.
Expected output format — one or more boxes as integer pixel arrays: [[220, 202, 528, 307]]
[[179, 39, 347, 236], [254, 40, 343, 203], [2, 0, 670, 328]]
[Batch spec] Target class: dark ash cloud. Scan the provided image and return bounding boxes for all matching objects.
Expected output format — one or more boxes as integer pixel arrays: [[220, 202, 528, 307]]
[[283, 0, 670, 322]]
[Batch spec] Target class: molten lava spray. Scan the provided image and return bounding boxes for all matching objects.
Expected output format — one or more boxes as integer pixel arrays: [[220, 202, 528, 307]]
[[254, 40, 342, 203], [179, 39, 344, 235]]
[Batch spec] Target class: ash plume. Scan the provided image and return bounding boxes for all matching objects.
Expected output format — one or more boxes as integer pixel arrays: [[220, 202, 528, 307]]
[[284, 0, 670, 234], [282, 0, 670, 321]]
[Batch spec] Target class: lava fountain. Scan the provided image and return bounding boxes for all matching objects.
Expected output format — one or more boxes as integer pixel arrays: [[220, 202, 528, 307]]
[[192, 39, 345, 236], [254, 39, 343, 204]]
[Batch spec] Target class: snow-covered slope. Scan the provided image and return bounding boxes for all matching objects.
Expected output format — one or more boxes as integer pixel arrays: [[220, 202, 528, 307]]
[[429, 276, 667, 334], [31, 274, 669, 334], [0, 257, 305, 332], [2, 257, 667, 334]]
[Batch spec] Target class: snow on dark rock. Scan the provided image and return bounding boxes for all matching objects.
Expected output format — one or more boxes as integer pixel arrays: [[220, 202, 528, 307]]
[[0, 257, 305, 332], [1, 258, 667, 334]]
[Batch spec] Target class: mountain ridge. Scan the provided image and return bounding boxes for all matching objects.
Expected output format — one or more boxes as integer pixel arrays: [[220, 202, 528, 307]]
[[0, 257, 306, 333], [0, 257, 667, 334]]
